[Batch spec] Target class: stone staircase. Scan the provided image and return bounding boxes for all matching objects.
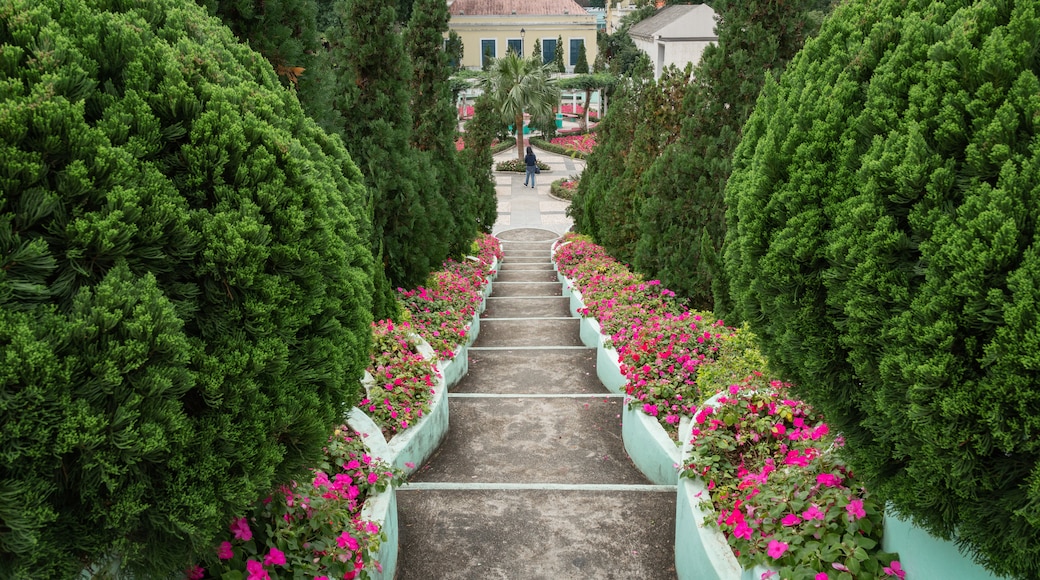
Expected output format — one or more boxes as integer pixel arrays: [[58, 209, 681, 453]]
[[395, 228, 678, 579]]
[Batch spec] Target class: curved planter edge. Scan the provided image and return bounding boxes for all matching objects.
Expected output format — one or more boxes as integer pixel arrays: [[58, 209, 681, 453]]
[[881, 509, 1008, 580], [346, 408, 398, 580], [621, 403, 681, 486]]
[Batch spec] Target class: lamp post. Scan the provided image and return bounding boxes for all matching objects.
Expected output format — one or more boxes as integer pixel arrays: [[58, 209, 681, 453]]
[[520, 28, 525, 56]]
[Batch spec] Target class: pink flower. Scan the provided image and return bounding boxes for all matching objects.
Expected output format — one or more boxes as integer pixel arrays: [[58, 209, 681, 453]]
[[246, 560, 270, 580], [767, 539, 789, 559], [733, 520, 753, 540], [846, 499, 866, 521], [263, 547, 286, 566], [816, 573, 829, 580], [217, 541, 234, 560], [781, 513, 802, 526], [185, 565, 205, 580], [883, 560, 906, 579], [817, 473, 842, 487], [230, 517, 252, 541], [338, 531, 360, 551], [802, 504, 826, 521]]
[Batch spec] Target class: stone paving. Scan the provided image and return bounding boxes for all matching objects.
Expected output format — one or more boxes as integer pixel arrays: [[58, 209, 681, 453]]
[[491, 145, 582, 236], [395, 228, 678, 579]]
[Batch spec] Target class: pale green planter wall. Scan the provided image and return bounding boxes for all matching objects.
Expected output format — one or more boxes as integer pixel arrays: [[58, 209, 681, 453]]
[[882, 510, 1009, 580], [621, 403, 681, 485], [346, 408, 398, 580]]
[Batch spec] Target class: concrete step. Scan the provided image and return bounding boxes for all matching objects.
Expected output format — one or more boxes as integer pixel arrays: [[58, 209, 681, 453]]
[[409, 396, 646, 484], [490, 281, 562, 298], [396, 488, 677, 580], [504, 248, 551, 260], [494, 269, 560, 283], [475, 318, 579, 347], [454, 347, 599, 394], [497, 261, 554, 271], [483, 296, 570, 318]]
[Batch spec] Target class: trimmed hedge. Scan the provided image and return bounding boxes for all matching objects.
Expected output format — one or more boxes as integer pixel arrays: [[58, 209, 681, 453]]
[[529, 136, 590, 159], [721, 0, 1040, 577], [0, 0, 373, 577]]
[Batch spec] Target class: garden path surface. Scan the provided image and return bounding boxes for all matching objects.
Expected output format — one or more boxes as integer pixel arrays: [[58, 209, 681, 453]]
[[396, 226, 678, 579], [490, 145, 581, 236]]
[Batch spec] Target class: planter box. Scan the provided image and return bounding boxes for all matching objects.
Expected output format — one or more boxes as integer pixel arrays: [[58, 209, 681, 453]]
[[346, 408, 398, 580], [596, 344, 627, 394], [568, 285, 585, 319], [674, 393, 769, 580], [438, 342, 469, 389], [579, 315, 603, 349], [622, 403, 681, 485], [882, 509, 1008, 580], [386, 369, 449, 476]]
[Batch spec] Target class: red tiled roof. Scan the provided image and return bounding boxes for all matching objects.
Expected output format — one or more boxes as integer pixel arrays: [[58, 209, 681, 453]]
[[449, 0, 587, 16]]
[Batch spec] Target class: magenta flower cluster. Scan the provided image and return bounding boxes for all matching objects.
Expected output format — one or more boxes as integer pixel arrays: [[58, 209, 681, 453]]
[[193, 427, 403, 579], [363, 319, 437, 437], [550, 133, 598, 154], [398, 233, 501, 360], [553, 235, 725, 437], [685, 374, 904, 579]]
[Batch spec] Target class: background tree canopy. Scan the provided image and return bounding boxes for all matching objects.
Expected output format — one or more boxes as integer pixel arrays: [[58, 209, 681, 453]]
[[721, 0, 1040, 576], [0, 0, 373, 575]]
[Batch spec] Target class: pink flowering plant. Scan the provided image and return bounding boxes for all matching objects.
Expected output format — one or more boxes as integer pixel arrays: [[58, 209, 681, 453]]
[[193, 426, 404, 580], [362, 319, 437, 437], [550, 133, 598, 154], [399, 234, 500, 360], [683, 374, 902, 579], [554, 235, 726, 437]]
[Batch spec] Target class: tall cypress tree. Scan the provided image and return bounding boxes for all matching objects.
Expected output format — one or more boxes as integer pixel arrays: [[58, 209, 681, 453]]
[[406, 0, 475, 257], [553, 34, 566, 72], [461, 95, 500, 234], [328, 0, 452, 317], [633, 0, 830, 309]]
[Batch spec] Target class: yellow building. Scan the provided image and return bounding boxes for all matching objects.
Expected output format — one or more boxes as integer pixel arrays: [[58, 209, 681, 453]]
[[447, 0, 598, 72]]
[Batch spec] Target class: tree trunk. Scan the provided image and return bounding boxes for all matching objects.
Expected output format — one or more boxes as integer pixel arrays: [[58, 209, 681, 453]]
[[516, 111, 525, 161]]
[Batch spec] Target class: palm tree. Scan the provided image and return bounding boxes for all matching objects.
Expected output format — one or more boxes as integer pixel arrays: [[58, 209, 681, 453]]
[[478, 51, 559, 161]]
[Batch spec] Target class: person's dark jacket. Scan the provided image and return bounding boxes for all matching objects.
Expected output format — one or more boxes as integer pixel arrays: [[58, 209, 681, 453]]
[[524, 152, 537, 167]]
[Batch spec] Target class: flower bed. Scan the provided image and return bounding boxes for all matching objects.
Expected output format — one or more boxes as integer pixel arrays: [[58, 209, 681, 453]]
[[553, 234, 726, 440], [683, 376, 902, 579], [550, 176, 579, 200], [192, 426, 404, 580], [494, 158, 551, 172], [553, 234, 904, 579], [550, 133, 597, 154]]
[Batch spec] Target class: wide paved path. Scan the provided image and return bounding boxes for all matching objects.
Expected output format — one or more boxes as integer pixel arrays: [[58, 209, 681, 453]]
[[490, 146, 581, 236], [395, 228, 678, 579]]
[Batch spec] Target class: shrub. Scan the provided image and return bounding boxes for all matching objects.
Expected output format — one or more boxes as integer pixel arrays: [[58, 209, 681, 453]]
[[0, 0, 372, 576], [494, 158, 550, 172], [721, 0, 1040, 576], [550, 177, 580, 200]]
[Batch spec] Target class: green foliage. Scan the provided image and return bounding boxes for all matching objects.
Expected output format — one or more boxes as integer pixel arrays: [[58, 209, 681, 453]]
[[694, 324, 771, 404], [633, 0, 828, 310], [460, 96, 499, 233], [494, 158, 549, 172], [574, 42, 590, 74], [530, 136, 590, 160], [553, 35, 566, 73], [0, 0, 373, 576], [198, 0, 343, 135], [722, 0, 1040, 577], [406, 0, 479, 258], [531, 38, 542, 64], [328, 0, 453, 313], [571, 63, 693, 265], [446, 30, 464, 72]]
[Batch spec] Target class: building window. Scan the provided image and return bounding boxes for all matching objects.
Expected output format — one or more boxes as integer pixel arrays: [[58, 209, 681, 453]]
[[507, 38, 522, 56], [481, 39, 496, 67], [542, 38, 557, 65], [569, 38, 584, 67]]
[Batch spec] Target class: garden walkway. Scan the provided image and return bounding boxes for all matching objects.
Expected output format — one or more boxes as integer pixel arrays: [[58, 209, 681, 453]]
[[490, 146, 582, 236], [395, 225, 678, 579]]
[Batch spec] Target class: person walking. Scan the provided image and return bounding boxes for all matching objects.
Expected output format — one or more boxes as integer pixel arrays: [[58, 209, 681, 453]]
[[523, 146, 538, 188]]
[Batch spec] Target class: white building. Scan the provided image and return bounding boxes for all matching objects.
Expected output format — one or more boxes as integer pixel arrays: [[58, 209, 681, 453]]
[[627, 4, 717, 79]]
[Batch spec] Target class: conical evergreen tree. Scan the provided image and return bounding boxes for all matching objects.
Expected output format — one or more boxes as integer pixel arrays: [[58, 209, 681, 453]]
[[461, 95, 500, 233], [553, 34, 566, 72], [574, 42, 590, 74], [197, 0, 343, 134], [406, 0, 476, 257], [328, 0, 452, 316], [532, 37, 542, 63], [633, 0, 830, 310]]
